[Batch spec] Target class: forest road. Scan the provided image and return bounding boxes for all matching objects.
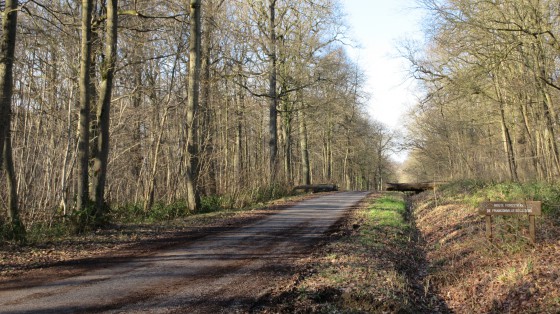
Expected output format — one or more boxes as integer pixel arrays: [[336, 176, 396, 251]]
[[0, 191, 368, 314]]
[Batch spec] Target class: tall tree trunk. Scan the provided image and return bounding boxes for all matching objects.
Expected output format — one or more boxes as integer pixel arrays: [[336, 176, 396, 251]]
[[234, 89, 244, 187], [519, 102, 544, 180], [4, 129, 24, 237], [326, 119, 332, 181], [541, 90, 560, 176], [143, 106, 170, 212], [534, 39, 560, 177], [297, 93, 310, 185], [494, 77, 519, 181], [344, 146, 351, 190], [0, 0, 25, 239], [201, 0, 217, 195], [376, 146, 383, 191], [282, 99, 292, 184], [185, 0, 202, 211], [131, 66, 143, 203], [268, 0, 278, 183], [0, 0, 16, 167], [91, 0, 118, 218], [77, 0, 93, 212]]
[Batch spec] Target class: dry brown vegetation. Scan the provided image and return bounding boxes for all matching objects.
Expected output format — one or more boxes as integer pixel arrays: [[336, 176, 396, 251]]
[[412, 184, 560, 313]]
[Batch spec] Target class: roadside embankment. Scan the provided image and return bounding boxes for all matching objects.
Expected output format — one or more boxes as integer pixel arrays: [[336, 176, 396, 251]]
[[411, 181, 560, 313]]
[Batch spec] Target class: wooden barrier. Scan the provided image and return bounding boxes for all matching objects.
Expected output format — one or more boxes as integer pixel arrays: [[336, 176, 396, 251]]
[[386, 182, 439, 193], [293, 184, 338, 193]]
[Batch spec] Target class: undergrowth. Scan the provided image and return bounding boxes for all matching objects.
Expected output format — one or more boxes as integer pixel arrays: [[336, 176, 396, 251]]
[[440, 180, 560, 216], [412, 180, 560, 313], [4, 184, 295, 244], [438, 180, 560, 245], [111, 184, 293, 223]]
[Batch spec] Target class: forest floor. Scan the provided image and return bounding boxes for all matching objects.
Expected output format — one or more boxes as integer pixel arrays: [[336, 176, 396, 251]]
[[408, 188, 560, 313], [0, 193, 319, 285]]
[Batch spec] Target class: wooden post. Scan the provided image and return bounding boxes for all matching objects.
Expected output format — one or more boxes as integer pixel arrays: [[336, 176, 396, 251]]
[[485, 215, 493, 241], [529, 215, 536, 244]]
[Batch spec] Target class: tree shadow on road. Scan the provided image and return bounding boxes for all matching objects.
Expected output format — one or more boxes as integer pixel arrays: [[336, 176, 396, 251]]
[[253, 193, 452, 313]]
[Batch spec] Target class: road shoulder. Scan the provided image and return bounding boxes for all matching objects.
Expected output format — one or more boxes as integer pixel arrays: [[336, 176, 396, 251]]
[[0, 194, 318, 289], [254, 192, 450, 313]]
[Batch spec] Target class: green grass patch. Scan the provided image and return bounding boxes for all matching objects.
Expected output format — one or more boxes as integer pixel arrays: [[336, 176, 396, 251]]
[[371, 194, 407, 213], [270, 193, 433, 312], [368, 194, 408, 229]]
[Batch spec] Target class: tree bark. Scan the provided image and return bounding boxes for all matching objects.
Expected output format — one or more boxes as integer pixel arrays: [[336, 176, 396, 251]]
[[234, 88, 244, 187], [91, 0, 118, 218], [0, 0, 17, 167], [185, 0, 202, 211], [268, 0, 279, 183], [201, 0, 217, 195], [494, 76, 519, 182], [297, 93, 310, 185], [4, 129, 23, 236], [0, 0, 25, 239], [282, 98, 292, 184], [77, 0, 93, 212], [325, 119, 332, 181]]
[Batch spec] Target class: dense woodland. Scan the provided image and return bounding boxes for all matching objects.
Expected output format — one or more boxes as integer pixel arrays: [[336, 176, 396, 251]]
[[0, 1, 397, 238], [403, 0, 560, 183]]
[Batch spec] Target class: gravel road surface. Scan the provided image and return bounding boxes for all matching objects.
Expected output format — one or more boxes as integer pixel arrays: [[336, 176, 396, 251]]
[[0, 191, 368, 314]]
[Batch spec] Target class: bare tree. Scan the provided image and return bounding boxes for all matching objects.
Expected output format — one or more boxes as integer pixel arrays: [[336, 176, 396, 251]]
[[267, 0, 279, 182], [0, 0, 398, 232], [90, 0, 119, 219], [0, 0, 24, 239], [76, 0, 93, 214], [405, 0, 560, 182], [185, 0, 202, 211]]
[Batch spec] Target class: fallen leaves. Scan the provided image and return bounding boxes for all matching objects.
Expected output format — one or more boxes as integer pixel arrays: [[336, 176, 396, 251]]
[[411, 191, 560, 313], [0, 194, 313, 282]]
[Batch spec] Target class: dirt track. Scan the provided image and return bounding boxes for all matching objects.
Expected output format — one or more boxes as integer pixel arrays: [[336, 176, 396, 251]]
[[0, 191, 368, 314]]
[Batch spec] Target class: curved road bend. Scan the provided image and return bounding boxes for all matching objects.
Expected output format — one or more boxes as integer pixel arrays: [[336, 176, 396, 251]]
[[0, 191, 368, 314]]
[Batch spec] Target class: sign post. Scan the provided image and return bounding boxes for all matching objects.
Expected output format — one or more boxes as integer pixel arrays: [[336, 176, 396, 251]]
[[485, 215, 492, 240], [479, 201, 542, 243]]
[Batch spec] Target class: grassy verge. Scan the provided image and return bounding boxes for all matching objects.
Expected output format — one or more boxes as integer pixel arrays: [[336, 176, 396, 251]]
[[262, 192, 446, 313], [412, 181, 560, 313]]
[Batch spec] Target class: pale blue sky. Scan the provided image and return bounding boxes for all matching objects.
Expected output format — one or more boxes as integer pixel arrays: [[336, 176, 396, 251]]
[[342, 0, 423, 134]]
